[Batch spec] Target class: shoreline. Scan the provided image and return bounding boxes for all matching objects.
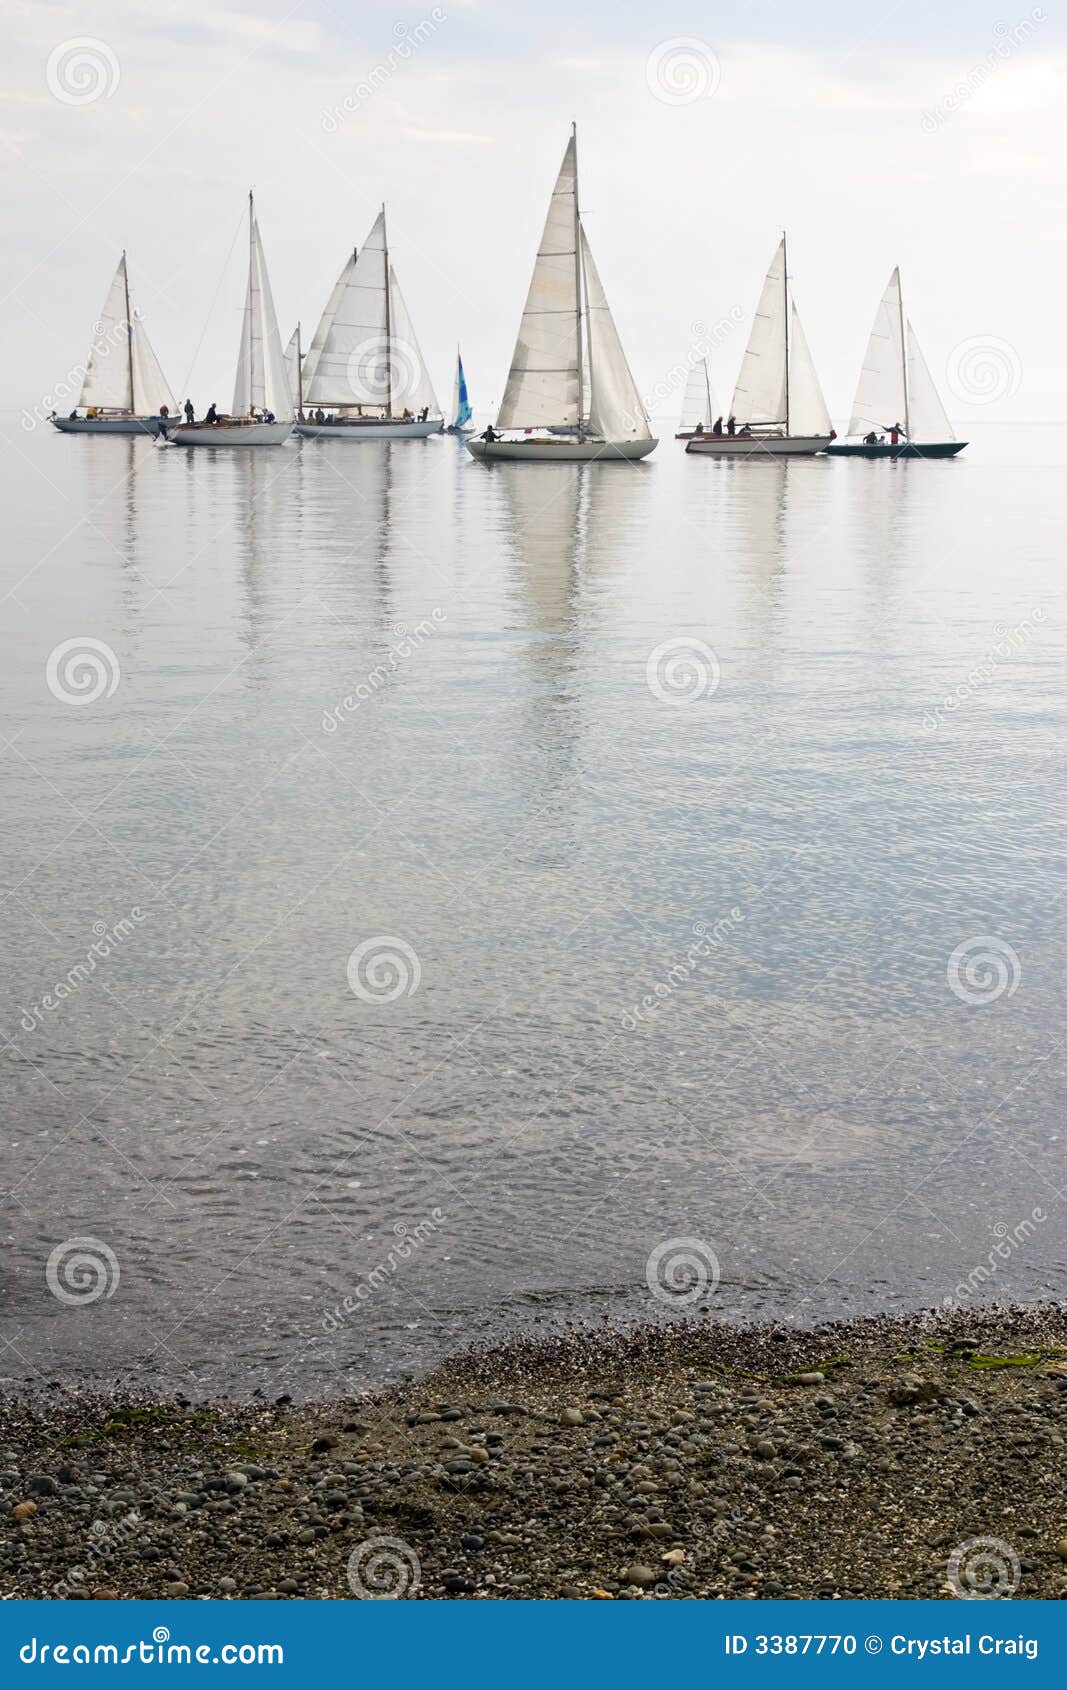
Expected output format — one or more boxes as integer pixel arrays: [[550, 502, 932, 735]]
[[3, 1305, 1066, 1600]]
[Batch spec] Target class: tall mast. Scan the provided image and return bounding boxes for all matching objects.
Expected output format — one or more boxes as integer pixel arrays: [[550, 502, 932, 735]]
[[247, 191, 257, 415], [703, 359, 712, 426], [782, 230, 790, 435], [382, 202, 393, 418], [897, 267, 910, 438], [572, 122, 584, 435], [296, 321, 303, 414], [121, 250, 134, 414]]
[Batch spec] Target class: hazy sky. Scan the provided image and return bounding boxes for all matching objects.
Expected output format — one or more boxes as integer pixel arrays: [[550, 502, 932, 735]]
[[3, 0, 1064, 423]]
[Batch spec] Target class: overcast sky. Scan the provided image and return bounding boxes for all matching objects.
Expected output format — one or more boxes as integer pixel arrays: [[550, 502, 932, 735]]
[[3, 0, 1064, 422]]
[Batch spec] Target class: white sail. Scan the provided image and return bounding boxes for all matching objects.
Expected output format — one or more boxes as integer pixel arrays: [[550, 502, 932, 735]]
[[302, 253, 354, 397], [232, 204, 292, 418], [129, 314, 175, 417], [496, 134, 581, 431], [847, 267, 908, 438], [284, 327, 301, 407], [788, 304, 831, 436], [680, 357, 716, 430], [304, 212, 389, 409], [580, 227, 651, 442], [906, 320, 954, 442], [387, 267, 439, 414], [731, 237, 787, 425], [80, 256, 133, 412]]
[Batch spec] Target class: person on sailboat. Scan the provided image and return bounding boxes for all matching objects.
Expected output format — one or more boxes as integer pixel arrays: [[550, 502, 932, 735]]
[[694, 421, 704, 436], [726, 415, 736, 436], [184, 399, 194, 424], [713, 417, 723, 436], [889, 423, 901, 445], [480, 424, 499, 443], [204, 402, 218, 425], [157, 404, 170, 440]]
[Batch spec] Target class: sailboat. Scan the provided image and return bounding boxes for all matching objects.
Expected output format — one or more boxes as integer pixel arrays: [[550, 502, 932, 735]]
[[50, 254, 176, 435], [284, 323, 303, 415], [687, 235, 832, 457], [467, 127, 656, 462], [675, 357, 717, 439], [826, 268, 966, 458], [444, 348, 474, 434], [170, 194, 292, 447], [294, 208, 442, 440]]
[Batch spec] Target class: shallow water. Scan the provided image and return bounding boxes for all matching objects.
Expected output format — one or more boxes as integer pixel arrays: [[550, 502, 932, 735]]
[[1, 421, 1064, 1398]]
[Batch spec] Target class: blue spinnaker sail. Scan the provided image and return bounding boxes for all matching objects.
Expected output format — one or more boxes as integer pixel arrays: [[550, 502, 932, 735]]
[[453, 351, 472, 428]]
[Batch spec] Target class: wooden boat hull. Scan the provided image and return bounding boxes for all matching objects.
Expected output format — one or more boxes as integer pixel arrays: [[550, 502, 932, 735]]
[[825, 441, 967, 459], [467, 437, 657, 463], [685, 434, 831, 457], [169, 422, 293, 447], [51, 415, 169, 436], [294, 419, 442, 440]]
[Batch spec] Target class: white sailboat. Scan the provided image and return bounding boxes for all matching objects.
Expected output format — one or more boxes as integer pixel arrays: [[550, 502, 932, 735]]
[[687, 235, 832, 457], [294, 208, 442, 440], [51, 254, 176, 435], [170, 194, 292, 447], [827, 268, 966, 458], [467, 127, 656, 463], [675, 357, 717, 439], [284, 323, 303, 415]]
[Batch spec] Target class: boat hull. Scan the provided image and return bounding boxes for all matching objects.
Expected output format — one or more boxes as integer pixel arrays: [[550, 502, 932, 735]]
[[685, 434, 831, 457], [825, 441, 967, 459], [467, 437, 657, 463], [51, 415, 169, 436], [294, 419, 442, 440], [169, 422, 293, 447]]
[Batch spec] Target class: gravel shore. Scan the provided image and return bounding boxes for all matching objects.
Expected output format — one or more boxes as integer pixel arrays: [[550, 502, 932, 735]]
[[3, 1306, 1067, 1601]]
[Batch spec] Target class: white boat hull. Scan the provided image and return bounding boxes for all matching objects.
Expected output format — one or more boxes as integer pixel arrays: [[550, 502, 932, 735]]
[[51, 415, 170, 436], [467, 437, 657, 463], [294, 419, 442, 440], [169, 422, 293, 447], [686, 434, 831, 457]]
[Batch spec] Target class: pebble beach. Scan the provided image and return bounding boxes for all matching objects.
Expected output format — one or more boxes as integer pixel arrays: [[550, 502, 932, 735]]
[[4, 1306, 1067, 1602]]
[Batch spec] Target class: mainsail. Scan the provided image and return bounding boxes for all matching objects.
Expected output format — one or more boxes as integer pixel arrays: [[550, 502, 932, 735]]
[[388, 266, 439, 415], [79, 255, 175, 416], [788, 305, 832, 437], [302, 252, 355, 398], [680, 357, 716, 431], [284, 327, 302, 409], [452, 349, 472, 428], [847, 268, 908, 438], [496, 133, 582, 432], [580, 228, 651, 442], [906, 321, 955, 442], [232, 198, 292, 418], [731, 237, 788, 426]]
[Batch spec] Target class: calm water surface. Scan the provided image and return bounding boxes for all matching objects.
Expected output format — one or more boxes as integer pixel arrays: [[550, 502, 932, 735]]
[[1, 421, 1064, 1397]]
